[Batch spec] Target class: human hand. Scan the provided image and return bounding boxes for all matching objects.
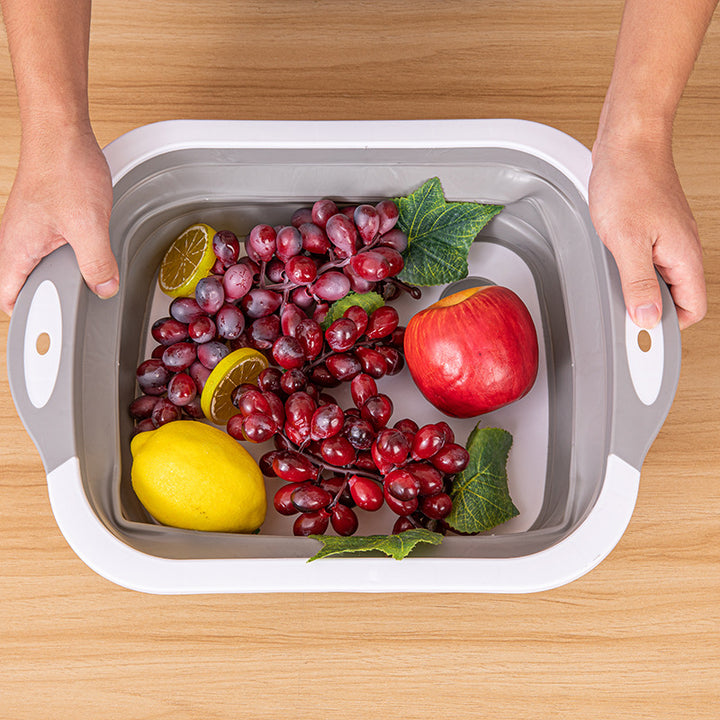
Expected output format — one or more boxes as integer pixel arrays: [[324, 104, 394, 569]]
[[0, 124, 118, 316], [589, 134, 706, 330]]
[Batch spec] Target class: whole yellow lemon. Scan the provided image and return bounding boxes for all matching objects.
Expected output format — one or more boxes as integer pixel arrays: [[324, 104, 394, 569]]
[[130, 421, 266, 533]]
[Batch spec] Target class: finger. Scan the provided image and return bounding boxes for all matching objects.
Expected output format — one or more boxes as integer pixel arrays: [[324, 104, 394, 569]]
[[67, 218, 119, 299], [604, 233, 663, 329], [656, 248, 707, 330]]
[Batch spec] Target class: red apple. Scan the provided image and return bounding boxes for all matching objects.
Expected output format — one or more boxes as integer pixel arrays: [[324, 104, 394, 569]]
[[404, 285, 538, 418]]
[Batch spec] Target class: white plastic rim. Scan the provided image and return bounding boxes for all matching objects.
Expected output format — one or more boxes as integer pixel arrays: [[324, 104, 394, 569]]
[[103, 119, 592, 201], [48, 453, 639, 594]]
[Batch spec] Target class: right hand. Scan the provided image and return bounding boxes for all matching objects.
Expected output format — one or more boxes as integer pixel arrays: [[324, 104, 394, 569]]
[[0, 123, 118, 316], [589, 133, 706, 330]]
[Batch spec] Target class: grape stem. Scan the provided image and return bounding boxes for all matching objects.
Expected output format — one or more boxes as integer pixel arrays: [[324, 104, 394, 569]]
[[327, 474, 350, 510], [386, 277, 422, 299], [279, 432, 382, 482]]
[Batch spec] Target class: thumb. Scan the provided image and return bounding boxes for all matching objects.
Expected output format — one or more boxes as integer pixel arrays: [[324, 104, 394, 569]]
[[610, 238, 663, 329], [69, 219, 120, 299]]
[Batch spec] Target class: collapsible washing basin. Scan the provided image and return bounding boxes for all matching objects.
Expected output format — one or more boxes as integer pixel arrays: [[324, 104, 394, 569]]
[[7, 119, 680, 593]]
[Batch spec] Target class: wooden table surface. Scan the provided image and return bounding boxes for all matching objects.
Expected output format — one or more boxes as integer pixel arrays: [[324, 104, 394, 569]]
[[1, 2, 718, 718]]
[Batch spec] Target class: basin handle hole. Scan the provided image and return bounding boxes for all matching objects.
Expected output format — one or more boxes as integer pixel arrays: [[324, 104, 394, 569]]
[[35, 332, 51, 356], [637, 329, 652, 353]]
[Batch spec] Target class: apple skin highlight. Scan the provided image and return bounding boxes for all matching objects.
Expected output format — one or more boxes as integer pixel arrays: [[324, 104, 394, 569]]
[[403, 286, 539, 418]]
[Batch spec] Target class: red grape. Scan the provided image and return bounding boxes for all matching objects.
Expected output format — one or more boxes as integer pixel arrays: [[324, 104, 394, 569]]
[[223, 262, 254, 300], [272, 450, 319, 483], [349, 251, 390, 281], [420, 493, 453, 520], [325, 317, 358, 352], [241, 288, 282, 318], [383, 483, 418, 516], [375, 199, 399, 234], [310, 403, 344, 440], [188, 315, 216, 343], [298, 222, 330, 254], [295, 318, 323, 360], [312, 271, 351, 302], [276, 225, 303, 262], [293, 509, 329, 536], [129, 394, 159, 420], [291, 207, 313, 228], [325, 214, 358, 258], [365, 306, 399, 339], [378, 228, 408, 253], [196, 340, 230, 369], [350, 373, 377, 409], [167, 372, 197, 406], [348, 475, 384, 511], [343, 416, 375, 450], [325, 353, 362, 381], [311, 199, 339, 229], [353, 204, 380, 245], [330, 504, 359, 536], [320, 435, 356, 466], [374, 428, 410, 466], [273, 482, 305, 515], [280, 303, 305, 338], [170, 297, 205, 324], [291, 484, 332, 513], [285, 255, 318, 285], [151, 317, 188, 346], [161, 341, 196, 372], [355, 346, 388, 378], [360, 394, 393, 430], [212, 230, 240, 266], [406, 462, 444, 497], [384, 468, 420, 501], [411, 424, 446, 460], [136, 358, 171, 395], [272, 336, 306, 369], [431, 443, 470, 474], [195, 276, 225, 314], [246, 224, 277, 262], [248, 314, 281, 349]]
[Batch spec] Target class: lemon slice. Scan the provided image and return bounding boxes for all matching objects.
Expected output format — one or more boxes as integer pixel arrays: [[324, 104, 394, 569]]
[[201, 348, 269, 425], [158, 223, 217, 297]]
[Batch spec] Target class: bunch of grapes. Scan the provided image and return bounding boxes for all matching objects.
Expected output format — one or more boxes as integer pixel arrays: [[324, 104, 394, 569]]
[[129, 198, 412, 431], [129, 196, 469, 536], [235, 371, 469, 536]]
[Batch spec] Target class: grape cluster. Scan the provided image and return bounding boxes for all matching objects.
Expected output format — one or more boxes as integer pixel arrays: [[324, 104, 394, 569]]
[[129, 196, 469, 537], [129, 198, 411, 433], [235, 372, 469, 536]]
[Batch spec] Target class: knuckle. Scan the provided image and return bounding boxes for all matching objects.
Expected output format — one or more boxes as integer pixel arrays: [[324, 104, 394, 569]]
[[625, 276, 659, 295]]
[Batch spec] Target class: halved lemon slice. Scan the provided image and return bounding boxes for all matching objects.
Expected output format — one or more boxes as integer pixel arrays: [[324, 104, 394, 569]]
[[201, 348, 269, 425], [158, 223, 217, 297]]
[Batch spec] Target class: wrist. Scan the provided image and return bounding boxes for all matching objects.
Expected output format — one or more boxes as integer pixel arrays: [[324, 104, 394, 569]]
[[594, 97, 674, 161]]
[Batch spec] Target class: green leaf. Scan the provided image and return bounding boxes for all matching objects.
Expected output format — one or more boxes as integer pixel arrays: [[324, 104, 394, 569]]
[[395, 177, 503, 286], [321, 291, 385, 330], [446, 426, 518, 534], [307, 528, 443, 561]]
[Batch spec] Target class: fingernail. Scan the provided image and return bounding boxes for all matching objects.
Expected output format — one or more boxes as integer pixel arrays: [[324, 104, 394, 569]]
[[95, 278, 119, 299], [634, 303, 660, 329]]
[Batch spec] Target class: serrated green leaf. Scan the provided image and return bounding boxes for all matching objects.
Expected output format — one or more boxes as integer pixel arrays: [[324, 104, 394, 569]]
[[446, 426, 518, 534], [307, 528, 443, 561], [321, 291, 385, 330], [395, 177, 503, 286]]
